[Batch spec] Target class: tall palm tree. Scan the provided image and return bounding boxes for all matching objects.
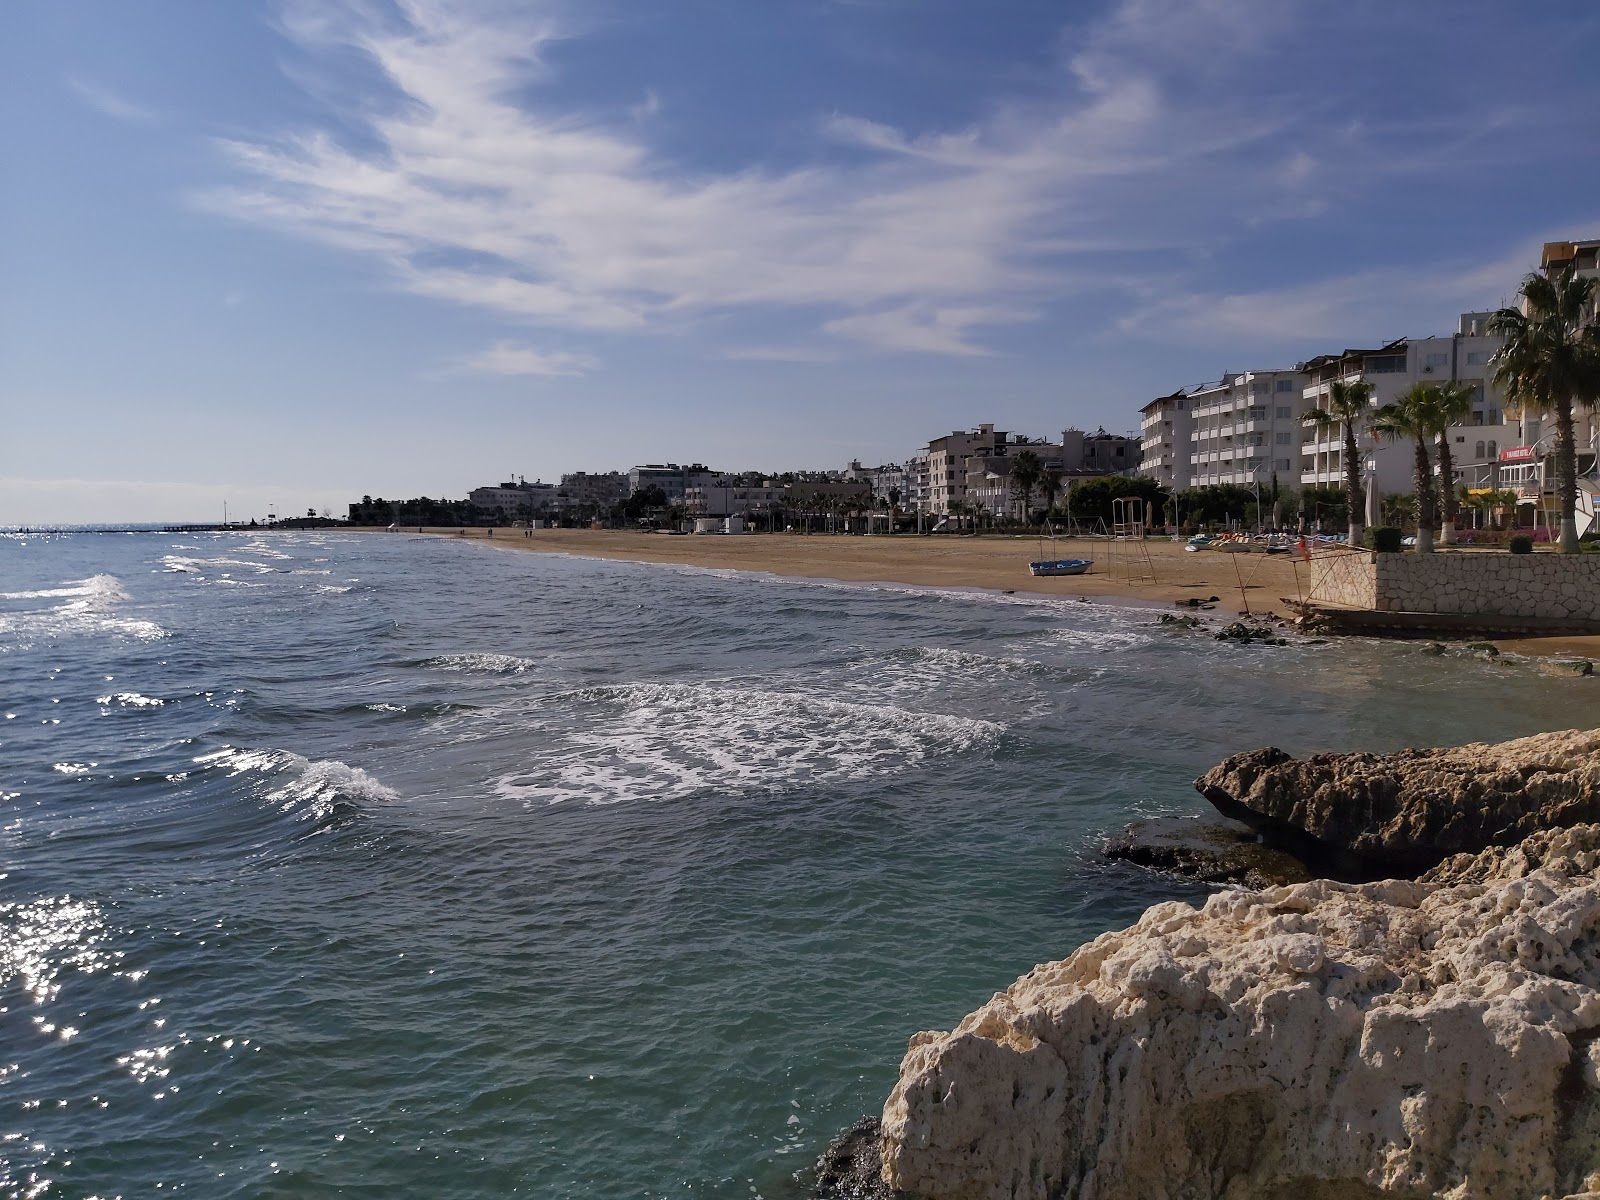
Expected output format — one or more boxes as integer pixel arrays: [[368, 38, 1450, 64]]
[[1488, 266, 1600, 553], [1009, 450, 1043, 522], [1431, 381, 1476, 545], [1303, 380, 1375, 545], [1039, 468, 1063, 518], [1371, 385, 1444, 554]]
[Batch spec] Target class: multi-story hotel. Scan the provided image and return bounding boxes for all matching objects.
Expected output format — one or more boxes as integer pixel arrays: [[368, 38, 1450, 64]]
[[1137, 390, 1192, 490], [1185, 369, 1306, 489], [1298, 314, 1516, 497]]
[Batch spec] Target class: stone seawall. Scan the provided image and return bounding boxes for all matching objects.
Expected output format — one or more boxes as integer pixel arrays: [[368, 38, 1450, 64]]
[[1305, 551, 1600, 620]]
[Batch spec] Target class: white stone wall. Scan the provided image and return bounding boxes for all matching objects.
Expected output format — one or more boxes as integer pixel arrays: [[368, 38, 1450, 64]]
[[1305, 554, 1378, 609], [1372, 553, 1600, 619]]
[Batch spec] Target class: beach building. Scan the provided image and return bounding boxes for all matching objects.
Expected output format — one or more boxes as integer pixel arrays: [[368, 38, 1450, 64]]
[[843, 459, 908, 507], [924, 425, 1010, 515], [966, 439, 1066, 519], [1138, 390, 1192, 490], [627, 463, 720, 501], [557, 471, 629, 509], [1183, 371, 1306, 489], [683, 484, 786, 518], [1062, 427, 1140, 476], [1297, 315, 1517, 500], [469, 479, 561, 519], [905, 454, 930, 516]]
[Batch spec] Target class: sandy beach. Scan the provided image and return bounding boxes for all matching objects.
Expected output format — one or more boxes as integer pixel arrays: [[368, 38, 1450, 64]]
[[365, 527, 1600, 662], [395, 527, 1312, 616]]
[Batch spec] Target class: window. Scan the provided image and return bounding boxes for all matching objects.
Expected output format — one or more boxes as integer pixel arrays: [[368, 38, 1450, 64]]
[[1249, 406, 1267, 420], [1488, 440, 1498, 458], [1176, 399, 1185, 409], [1455, 435, 1465, 443], [1252, 381, 1270, 395], [1475, 441, 1486, 459], [1366, 354, 1406, 373], [1425, 352, 1449, 369], [1466, 351, 1487, 366], [1276, 432, 1291, 444], [1489, 409, 1501, 424], [1279, 459, 1293, 471], [1276, 406, 1291, 418], [1472, 411, 1484, 426], [1275, 379, 1296, 392]]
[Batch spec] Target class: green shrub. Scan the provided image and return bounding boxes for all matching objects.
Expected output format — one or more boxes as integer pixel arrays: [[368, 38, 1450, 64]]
[[1369, 527, 1404, 553], [1510, 535, 1534, 555]]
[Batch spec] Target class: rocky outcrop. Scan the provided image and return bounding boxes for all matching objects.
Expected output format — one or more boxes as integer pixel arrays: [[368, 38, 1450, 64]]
[[1102, 816, 1312, 889], [876, 824, 1600, 1199], [1195, 727, 1600, 879]]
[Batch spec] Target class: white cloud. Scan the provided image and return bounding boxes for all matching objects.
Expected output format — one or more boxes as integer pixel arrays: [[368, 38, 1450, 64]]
[[65, 75, 157, 124], [197, 0, 1531, 357], [466, 342, 597, 376]]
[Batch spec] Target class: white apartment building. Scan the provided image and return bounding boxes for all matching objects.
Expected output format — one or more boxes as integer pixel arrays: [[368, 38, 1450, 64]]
[[905, 454, 930, 515], [469, 480, 560, 517], [1187, 370, 1306, 488], [843, 459, 909, 507], [627, 463, 720, 500], [1138, 390, 1192, 489], [1299, 314, 1516, 497], [683, 484, 786, 517]]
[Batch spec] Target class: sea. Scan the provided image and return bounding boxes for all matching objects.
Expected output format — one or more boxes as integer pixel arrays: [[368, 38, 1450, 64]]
[[5, 530, 1600, 1199]]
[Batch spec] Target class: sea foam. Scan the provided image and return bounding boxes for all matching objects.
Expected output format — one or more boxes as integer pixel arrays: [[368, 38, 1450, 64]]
[[491, 681, 1003, 806]]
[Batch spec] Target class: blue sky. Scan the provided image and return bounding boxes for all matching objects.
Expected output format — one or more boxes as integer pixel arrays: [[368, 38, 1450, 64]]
[[4, 0, 1599, 522]]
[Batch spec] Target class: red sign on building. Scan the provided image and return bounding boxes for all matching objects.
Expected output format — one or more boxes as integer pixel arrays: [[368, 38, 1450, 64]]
[[1499, 445, 1537, 463]]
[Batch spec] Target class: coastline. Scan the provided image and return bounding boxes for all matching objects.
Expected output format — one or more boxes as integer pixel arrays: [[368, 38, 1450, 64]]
[[371, 527, 1307, 616], [364, 527, 1600, 661]]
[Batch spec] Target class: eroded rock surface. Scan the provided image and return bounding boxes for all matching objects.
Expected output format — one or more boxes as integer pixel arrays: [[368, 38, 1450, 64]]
[[1195, 727, 1600, 878], [1103, 816, 1312, 889], [878, 824, 1600, 1200]]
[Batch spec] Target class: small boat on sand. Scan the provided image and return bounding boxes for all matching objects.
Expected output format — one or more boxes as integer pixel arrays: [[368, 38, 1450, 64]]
[[1029, 558, 1093, 577]]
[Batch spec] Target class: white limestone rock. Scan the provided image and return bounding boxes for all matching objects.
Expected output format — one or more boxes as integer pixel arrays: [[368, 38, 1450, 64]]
[[879, 827, 1600, 1199]]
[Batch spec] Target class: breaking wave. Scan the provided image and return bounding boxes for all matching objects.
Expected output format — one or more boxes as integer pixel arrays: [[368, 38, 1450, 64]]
[[191, 747, 399, 825], [0, 574, 165, 650], [490, 681, 1003, 806], [422, 653, 536, 675]]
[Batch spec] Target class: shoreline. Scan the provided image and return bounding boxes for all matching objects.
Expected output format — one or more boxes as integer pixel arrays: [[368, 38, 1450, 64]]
[[376, 527, 1304, 616], [360, 527, 1600, 660]]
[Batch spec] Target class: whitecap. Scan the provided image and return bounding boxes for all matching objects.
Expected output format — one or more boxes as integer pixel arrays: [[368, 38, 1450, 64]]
[[490, 681, 1003, 806], [96, 692, 166, 708], [192, 746, 398, 822], [422, 653, 535, 675], [0, 575, 165, 650]]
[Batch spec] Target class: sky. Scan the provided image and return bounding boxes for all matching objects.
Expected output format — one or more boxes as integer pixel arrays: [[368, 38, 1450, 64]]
[[3, 0, 1599, 523]]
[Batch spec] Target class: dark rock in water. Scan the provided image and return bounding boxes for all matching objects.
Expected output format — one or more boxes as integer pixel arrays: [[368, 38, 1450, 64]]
[[1420, 641, 1447, 656], [813, 1118, 894, 1199], [1539, 658, 1594, 677], [1195, 729, 1600, 880], [1104, 815, 1313, 888], [1158, 613, 1204, 628], [1214, 621, 1284, 645]]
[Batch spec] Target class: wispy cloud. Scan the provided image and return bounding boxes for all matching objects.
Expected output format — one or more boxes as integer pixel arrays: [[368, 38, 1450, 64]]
[[197, 0, 1540, 357], [65, 75, 156, 124], [1119, 238, 1558, 350], [466, 342, 598, 376]]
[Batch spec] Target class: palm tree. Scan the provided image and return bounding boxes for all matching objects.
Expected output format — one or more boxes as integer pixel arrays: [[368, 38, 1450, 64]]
[[1039, 468, 1063, 518], [1488, 266, 1600, 553], [1303, 380, 1375, 545], [1009, 450, 1043, 523], [1371, 385, 1444, 553], [1431, 381, 1476, 545]]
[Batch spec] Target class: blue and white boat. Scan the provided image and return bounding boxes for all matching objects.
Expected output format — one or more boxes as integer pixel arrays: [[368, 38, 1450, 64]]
[[1028, 558, 1093, 577]]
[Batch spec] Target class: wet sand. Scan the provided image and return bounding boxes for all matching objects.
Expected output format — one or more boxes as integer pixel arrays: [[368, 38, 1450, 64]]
[[395, 527, 1310, 616]]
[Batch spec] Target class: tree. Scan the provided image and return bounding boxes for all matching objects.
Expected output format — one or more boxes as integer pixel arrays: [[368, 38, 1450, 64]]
[[1038, 469, 1062, 517], [1303, 380, 1375, 544], [1431, 381, 1476, 545], [1009, 450, 1043, 522], [1371, 385, 1444, 553], [1488, 266, 1600, 553]]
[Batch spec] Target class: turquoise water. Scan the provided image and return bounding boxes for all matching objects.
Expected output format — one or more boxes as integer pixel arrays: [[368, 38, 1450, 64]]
[[4, 531, 1599, 1198]]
